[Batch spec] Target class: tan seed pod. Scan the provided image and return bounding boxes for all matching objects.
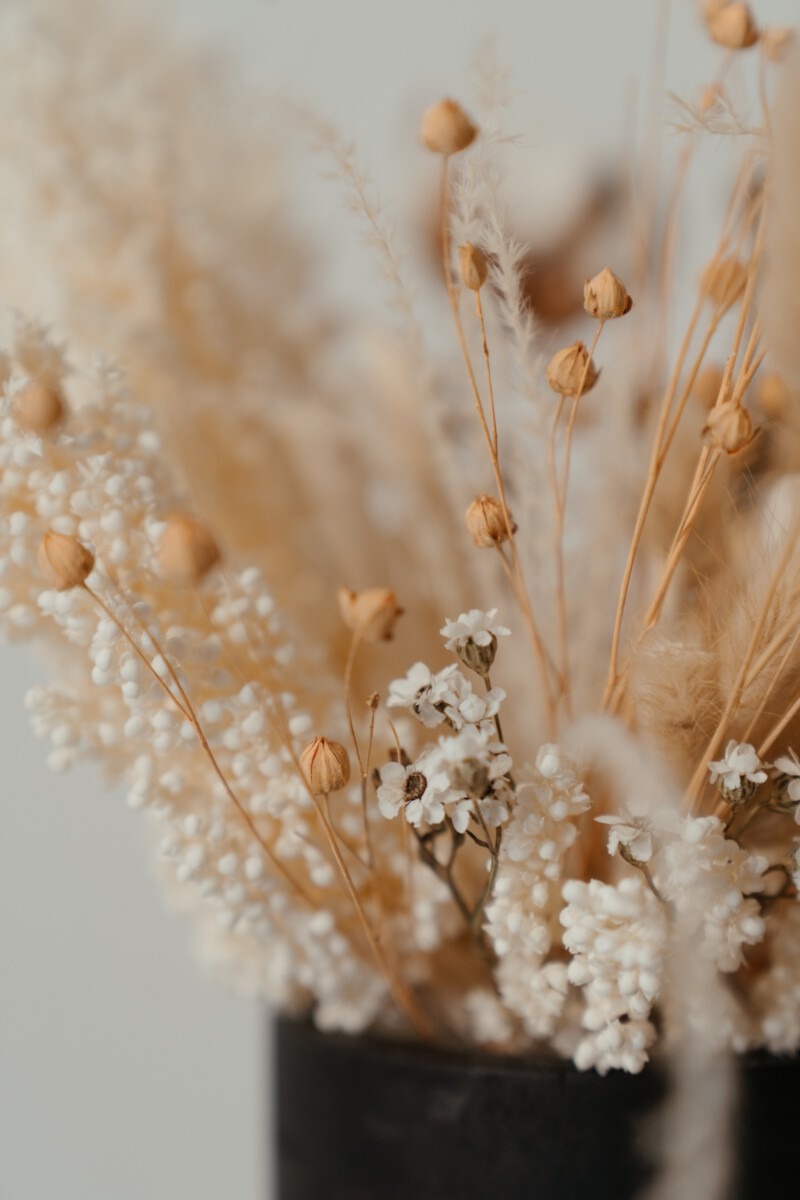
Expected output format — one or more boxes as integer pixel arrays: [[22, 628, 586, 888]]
[[159, 514, 220, 585], [546, 341, 600, 397], [458, 243, 489, 291], [38, 530, 95, 591], [700, 256, 748, 311], [465, 494, 515, 549], [13, 380, 65, 434], [707, 3, 759, 49], [300, 737, 351, 796], [420, 99, 477, 156], [583, 267, 633, 320], [692, 364, 726, 409], [338, 586, 404, 642], [701, 0, 729, 18], [761, 26, 794, 63], [757, 372, 793, 419], [702, 401, 756, 454]]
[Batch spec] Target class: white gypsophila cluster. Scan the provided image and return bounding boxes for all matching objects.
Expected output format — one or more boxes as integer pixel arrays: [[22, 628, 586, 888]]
[[652, 816, 767, 973], [560, 876, 667, 1074], [440, 607, 510, 652], [483, 745, 590, 1042], [0, 320, 437, 1034], [750, 904, 800, 1053], [379, 612, 514, 834], [387, 660, 505, 731], [775, 748, 800, 817], [595, 807, 656, 863], [377, 720, 512, 833], [708, 740, 769, 792]]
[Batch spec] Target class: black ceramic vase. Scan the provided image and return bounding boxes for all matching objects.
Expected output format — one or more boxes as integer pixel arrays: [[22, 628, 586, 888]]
[[274, 1018, 797, 1200]]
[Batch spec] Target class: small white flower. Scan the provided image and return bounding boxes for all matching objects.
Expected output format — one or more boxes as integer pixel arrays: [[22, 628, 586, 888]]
[[386, 662, 460, 728], [595, 812, 654, 863], [774, 748, 800, 805], [442, 672, 505, 731], [376, 758, 454, 828], [708, 740, 768, 791], [440, 608, 510, 651]]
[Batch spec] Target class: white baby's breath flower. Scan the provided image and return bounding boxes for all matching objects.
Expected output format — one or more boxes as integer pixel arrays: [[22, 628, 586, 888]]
[[774, 748, 800, 810], [708, 740, 768, 791], [442, 672, 505, 731], [375, 757, 454, 828], [386, 662, 460, 728], [440, 608, 510, 651], [595, 811, 654, 863]]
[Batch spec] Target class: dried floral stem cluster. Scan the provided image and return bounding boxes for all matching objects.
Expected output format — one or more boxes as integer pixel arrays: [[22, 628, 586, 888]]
[[4, 0, 800, 1075]]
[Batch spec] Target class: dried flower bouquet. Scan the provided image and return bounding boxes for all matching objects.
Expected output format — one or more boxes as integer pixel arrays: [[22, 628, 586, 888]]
[[2, 0, 800, 1085]]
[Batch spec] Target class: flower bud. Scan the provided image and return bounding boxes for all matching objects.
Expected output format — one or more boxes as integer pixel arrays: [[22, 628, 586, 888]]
[[761, 26, 793, 62], [457, 634, 498, 678], [13, 380, 65, 434], [707, 3, 759, 50], [300, 737, 351, 795], [757, 372, 792, 419], [700, 256, 747, 311], [692, 364, 725, 409], [338, 586, 403, 642], [546, 341, 600, 397], [38, 530, 95, 590], [458, 243, 489, 291], [702, 401, 756, 454], [159, 514, 220, 585], [420, 99, 477, 156], [583, 267, 633, 320], [465, 494, 515, 549]]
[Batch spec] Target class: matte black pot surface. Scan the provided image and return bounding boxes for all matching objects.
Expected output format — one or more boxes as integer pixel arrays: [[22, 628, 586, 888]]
[[274, 1018, 797, 1200]]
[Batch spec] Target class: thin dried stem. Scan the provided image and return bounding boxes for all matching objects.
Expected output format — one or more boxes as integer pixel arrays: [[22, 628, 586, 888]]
[[439, 155, 557, 735], [83, 582, 315, 906]]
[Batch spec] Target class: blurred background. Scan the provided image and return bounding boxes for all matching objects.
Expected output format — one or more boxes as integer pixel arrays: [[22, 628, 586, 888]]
[[0, 1, 797, 1197]]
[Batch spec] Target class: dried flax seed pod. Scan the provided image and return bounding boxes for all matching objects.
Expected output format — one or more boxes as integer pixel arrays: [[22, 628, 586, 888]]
[[420, 99, 477, 156], [707, 3, 759, 50], [13, 379, 65, 433], [692, 364, 726, 409], [701, 256, 748, 311], [300, 737, 351, 796], [546, 342, 599, 397], [703, 401, 756, 453], [338, 587, 404, 642], [159, 514, 220, 585], [762, 27, 794, 63], [757, 373, 793, 419], [465, 494, 515, 549], [459, 244, 489, 291], [38, 531, 95, 590], [583, 267, 633, 319]]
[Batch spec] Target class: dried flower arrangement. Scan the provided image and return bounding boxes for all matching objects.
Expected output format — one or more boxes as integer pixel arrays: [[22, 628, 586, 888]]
[[2, 0, 800, 1099]]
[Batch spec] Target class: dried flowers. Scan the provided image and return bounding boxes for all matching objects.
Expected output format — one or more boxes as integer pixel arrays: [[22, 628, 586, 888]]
[[4, 0, 800, 1088], [545, 341, 599, 397]]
